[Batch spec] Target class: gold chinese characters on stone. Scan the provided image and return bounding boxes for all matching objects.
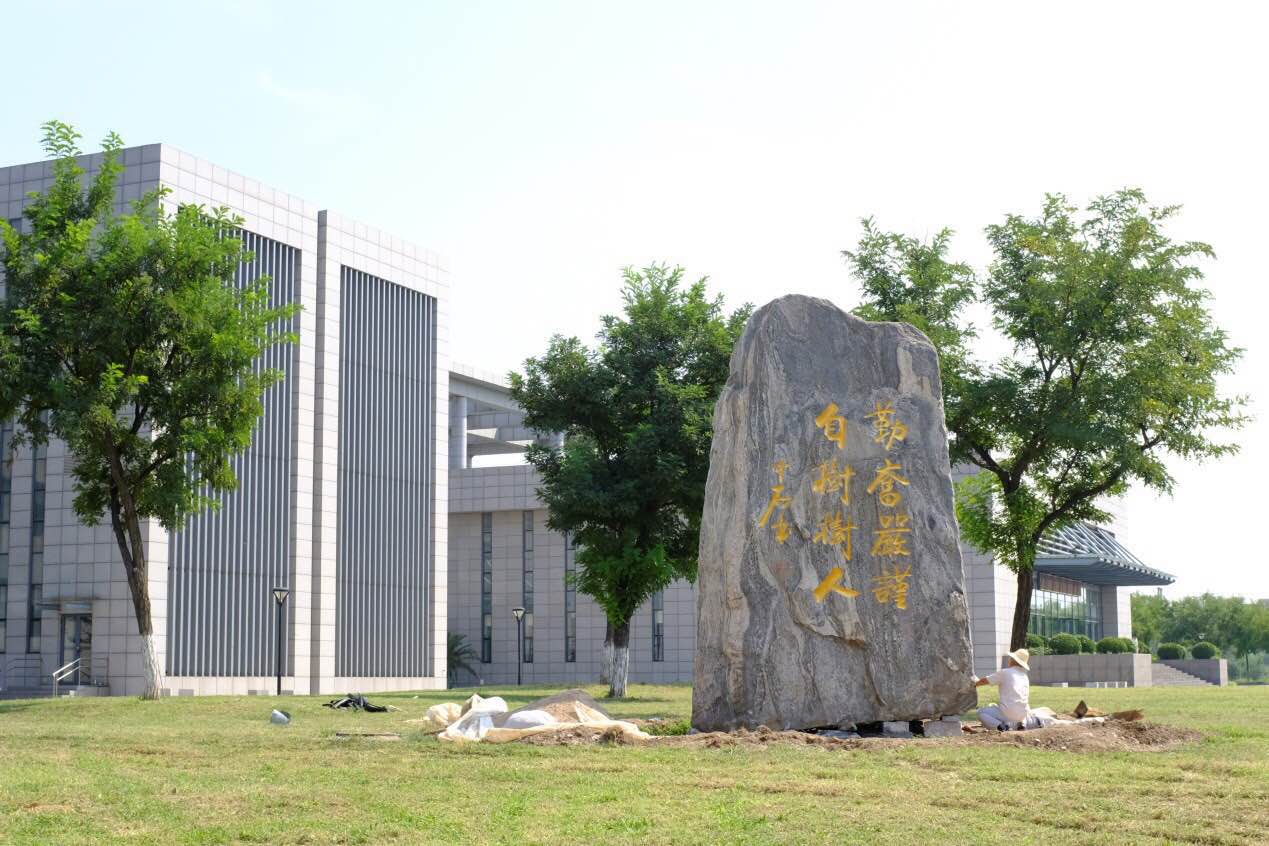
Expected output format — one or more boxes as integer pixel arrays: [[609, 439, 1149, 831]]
[[866, 459, 909, 508], [865, 401, 908, 451], [813, 511, 856, 562], [814, 566, 861, 603], [814, 403, 847, 449], [757, 461, 793, 544]]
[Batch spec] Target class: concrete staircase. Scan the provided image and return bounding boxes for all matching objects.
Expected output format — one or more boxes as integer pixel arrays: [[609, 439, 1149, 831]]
[[1150, 663, 1210, 687]]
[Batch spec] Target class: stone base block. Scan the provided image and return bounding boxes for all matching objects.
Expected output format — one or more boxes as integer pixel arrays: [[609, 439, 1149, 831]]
[[922, 716, 962, 738]]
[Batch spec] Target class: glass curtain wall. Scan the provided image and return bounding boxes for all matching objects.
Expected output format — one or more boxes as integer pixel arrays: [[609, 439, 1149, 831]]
[[1029, 573, 1102, 640]]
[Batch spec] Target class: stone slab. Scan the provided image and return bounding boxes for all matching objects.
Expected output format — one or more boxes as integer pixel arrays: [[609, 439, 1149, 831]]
[[922, 717, 963, 738]]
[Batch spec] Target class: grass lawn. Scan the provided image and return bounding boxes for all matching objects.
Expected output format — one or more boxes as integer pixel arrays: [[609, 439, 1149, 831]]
[[1, 683, 1266, 845]]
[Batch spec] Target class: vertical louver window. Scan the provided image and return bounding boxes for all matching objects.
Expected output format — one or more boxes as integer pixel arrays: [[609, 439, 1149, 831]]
[[522, 511, 534, 664], [0, 423, 12, 654], [563, 530, 576, 663], [336, 267, 436, 678], [26, 438, 46, 653], [166, 231, 297, 677], [651, 590, 664, 662], [481, 513, 493, 663]]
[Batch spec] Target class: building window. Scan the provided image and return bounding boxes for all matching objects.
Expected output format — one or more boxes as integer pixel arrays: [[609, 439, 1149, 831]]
[[481, 513, 493, 663], [27, 438, 46, 653], [0, 423, 11, 653], [522, 511, 534, 664], [651, 590, 665, 662], [1029, 574, 1102, 641], [563, 531, 576, 663]]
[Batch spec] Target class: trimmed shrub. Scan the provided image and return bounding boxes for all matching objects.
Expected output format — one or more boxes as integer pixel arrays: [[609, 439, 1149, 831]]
[[1096, 636, 1134, 654], [1025, 634, 1050, 655], [1076, 635, 1096, 654], [1048, 633, 1081, 655], [1190, 641, 1220, 659], [1157, 642, 1187, 660]]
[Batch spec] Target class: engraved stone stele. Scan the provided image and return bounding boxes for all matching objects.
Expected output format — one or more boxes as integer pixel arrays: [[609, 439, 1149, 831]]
[[691, 295, 977, 732]]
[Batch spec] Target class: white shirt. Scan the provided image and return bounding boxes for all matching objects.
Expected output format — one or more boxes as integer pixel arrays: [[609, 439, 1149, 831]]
[[985, 666, 1030, 723]]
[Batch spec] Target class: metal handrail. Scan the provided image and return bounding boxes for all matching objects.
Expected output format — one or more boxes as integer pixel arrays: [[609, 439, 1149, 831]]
[[52, 657, 82, 683], [52, 657, 82, 698], [2, 654, 108, 695]]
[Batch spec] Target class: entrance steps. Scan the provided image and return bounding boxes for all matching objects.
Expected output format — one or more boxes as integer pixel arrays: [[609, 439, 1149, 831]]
[[1, 683, 109, 700], [1150, 663, 1210, 686]]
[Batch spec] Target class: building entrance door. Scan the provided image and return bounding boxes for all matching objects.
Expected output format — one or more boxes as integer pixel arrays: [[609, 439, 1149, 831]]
[[59, 614, 92, 684]]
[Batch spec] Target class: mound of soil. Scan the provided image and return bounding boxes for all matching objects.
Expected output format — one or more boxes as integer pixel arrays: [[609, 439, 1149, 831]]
[[512, 719, 1199, 753]]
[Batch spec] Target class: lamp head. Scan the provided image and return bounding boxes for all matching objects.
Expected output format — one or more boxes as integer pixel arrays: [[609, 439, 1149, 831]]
[[273, 587, 290, 605], [512, 606, 526, 622]]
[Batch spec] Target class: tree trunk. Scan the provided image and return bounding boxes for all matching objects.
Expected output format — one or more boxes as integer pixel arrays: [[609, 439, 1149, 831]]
[[1009, 566, 1034, 652], [600, 619, 614, 685], [105, 441, 162, 700], [607, 620, 630, 699]]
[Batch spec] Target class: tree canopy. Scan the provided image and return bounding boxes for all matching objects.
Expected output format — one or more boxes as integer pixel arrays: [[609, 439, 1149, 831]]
[[847, 190, 1246, 649], [1132, 593, 1269, 664], [510, 265, 750, 696], [0, 121, 297, 697]]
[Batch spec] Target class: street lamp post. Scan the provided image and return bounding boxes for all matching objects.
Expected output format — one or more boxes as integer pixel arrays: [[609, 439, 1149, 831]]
[[272, 587, 290, 696], [511, 606, 526, 686]]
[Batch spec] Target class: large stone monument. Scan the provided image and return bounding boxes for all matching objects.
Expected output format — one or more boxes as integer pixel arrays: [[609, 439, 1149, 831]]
[[692, 295, 976, 731]]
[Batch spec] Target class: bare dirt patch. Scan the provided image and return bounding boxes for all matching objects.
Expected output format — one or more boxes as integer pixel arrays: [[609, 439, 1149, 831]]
[[512, 719, 1199, 753]]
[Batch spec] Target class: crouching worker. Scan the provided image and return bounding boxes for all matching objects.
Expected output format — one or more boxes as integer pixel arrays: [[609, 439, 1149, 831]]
[[973, 648, 1032, 731]]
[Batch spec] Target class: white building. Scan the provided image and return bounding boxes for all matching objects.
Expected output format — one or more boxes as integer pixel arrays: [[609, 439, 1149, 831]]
[[1, 145, 449, 697]]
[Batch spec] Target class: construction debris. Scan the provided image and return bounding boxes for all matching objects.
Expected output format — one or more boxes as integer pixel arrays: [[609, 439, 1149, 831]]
[[1073, 700, 1107, 719], [323, 694, 394, 712], [424, 689, 652, 744]]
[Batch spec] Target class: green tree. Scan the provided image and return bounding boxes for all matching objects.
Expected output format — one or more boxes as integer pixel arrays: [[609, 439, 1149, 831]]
[[1163, 593, 1257, 651], [1131, 592, 1169, 650], [511, 266, 749, 697], [846, 191, 1246, 650], [0, 122, 297, 699], [1229, 602, 1269, 679]]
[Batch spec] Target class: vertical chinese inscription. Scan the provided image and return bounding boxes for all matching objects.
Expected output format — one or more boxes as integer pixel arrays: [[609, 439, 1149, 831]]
[[866, 401, 912, 610], [757, 460, 792, 544], [755, 398, 917, 612]]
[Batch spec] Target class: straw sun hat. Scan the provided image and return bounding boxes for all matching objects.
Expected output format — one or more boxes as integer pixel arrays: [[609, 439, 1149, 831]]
[[1006, 648, 1031, 671]]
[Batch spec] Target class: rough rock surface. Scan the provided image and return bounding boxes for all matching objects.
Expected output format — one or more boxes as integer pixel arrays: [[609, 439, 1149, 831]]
[[692, 295, 976, 732]]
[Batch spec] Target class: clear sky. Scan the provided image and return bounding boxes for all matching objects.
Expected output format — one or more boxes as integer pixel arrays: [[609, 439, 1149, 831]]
[[4, 1, 1265, 599]]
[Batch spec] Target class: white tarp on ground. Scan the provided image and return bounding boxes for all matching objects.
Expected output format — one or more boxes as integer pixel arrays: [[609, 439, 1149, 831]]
[[427, 689, 652, 744]]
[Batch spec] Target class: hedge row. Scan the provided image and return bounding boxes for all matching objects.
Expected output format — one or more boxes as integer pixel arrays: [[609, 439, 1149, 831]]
[[1023, 634, 1134, 655]]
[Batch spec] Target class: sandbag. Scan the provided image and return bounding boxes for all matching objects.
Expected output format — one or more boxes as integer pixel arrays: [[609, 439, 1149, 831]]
[[436, 689, 651, 744], [501, 709, 556, 730], [439, 694, 511, 741]]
